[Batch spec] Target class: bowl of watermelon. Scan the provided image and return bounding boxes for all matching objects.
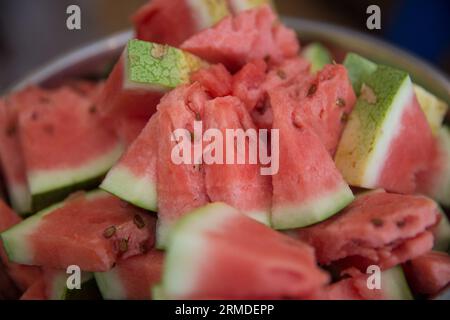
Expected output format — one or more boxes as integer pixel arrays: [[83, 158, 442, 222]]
[[0, 1, 449, 301]]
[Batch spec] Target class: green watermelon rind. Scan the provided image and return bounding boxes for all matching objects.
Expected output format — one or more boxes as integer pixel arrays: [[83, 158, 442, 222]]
[[302, 42, 332, 73], [8, 182, 32, 216], [434, 208, 450, 253], [161, 202, 239, 299], [0, 190, 109, 266], [100, 165, 157, 212], [151, 284, 166, 300], [335, 66, 413, 189], [382, 266, 414, 300], [94, 268, 127, 300], [123, 39, 206, 91], [28, 142, 123, 212], [271, 183, 354, 230], [343, 53, 378, 95]]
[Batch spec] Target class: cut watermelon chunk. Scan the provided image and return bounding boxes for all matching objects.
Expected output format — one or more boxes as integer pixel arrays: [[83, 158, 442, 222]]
[[97, 39, 207, 120], [417, 127, 450, 207], [313, 266, 413, 300], [301, 42, 332, 74], [191, 63, 232, 97], [0, 88, 44, 214], [295, 191, 439, 267], [20, 278, 46, 300], [181, 5, 299, 70], [203, 96, 271, 225], [0, 190, 156, 272], [101, 115, 159, 212], [335, 65, 435, 194], [227, 0, 275, 13], [156, 84, 210, 247], [269, 85, 354, 230], [403, 251, 450, 296], [133, 0, 230, 46], [17, 87, 124, 212], [0, 200, 41, 291], [292, 64, 357, 155], [95, 249, 163, 300], [158, 202, 329, 299]]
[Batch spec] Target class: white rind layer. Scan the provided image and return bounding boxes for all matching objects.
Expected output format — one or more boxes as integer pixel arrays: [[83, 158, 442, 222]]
[[9, 182, 31, 215], [381, 266, 413, 300], [94, 269, 126, 300]]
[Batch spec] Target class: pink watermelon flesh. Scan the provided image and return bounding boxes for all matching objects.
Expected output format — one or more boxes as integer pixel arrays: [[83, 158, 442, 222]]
[[191, 64, 232, 98], [181, 5, 299, 71], [292, 64, 356, 155], [18, 87, 123, 211], [0, 200, 41, 291], [295, 191, 439, 267], [97, 56, 163, 120], [133, 0, 200, 47], [251, 57, 311, 130], [156, 84, 210, 247], [231, 59, 267, 111], [203, 96, 271, 224], [403, 251, 450, 296], [269, 84, 353, 229], [115, 116, 149, 147], [163, 203, 329, 299], [19, 278, 46, 300], [9, 191, 156, 272]]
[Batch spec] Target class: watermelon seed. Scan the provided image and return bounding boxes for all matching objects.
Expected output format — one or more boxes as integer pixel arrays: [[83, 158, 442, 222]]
[[103, 226, 116, 239], [277, 70, 287, 80], [133, 215, 146, 229], [195, 112, 201, 121], [336, 98, 346, 107], [5, 124, 16, 137], [341, 112, 349, 123], [371, 218, 384, 227], [140, 241, 149, 254], [307, 84, 317, 97], [89, 105, 97, 114], [118, 238, 128, 253], [396, 220, 406, 228]]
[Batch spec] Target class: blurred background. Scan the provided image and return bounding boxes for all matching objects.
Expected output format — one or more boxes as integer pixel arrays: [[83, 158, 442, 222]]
[[0, 0, 449, 92]]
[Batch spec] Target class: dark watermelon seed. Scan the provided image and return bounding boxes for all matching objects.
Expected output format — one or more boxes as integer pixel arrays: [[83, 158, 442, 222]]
[[336, 98, 346, 107], [89, 105, 97, 114], [5, 125, 16, 137], [307, 84, 317, 97], [341, 112, 349, 123], [371, 218, 384, 227], [140, 241, 149, 254], [195, 112, 201, 121], [118, 238, 128, 253], [133, 215, 146, 229], [277, 70, 287, 80], [103, 226, 116, 239], [396, 220, 406, 228]]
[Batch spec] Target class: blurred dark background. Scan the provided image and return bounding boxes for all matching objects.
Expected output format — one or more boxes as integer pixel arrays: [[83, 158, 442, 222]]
[[0, 0, 449, 92]]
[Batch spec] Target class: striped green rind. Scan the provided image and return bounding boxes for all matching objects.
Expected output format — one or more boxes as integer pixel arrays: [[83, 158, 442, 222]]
[[343, 53, 378, 95], [125, 39, 207, 90], [335, 66, 413, 189], [271, 183, 354, 230], [100, 165, 157, 212], [382, 266, 414, 300], [28, 142, 124, 212], [302, 42, 332, 73]]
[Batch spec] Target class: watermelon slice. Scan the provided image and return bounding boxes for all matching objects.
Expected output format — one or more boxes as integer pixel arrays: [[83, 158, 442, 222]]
[[133, 0, 230, 46], [227, 0, 275, 13], [0, 190, 156, 272], [181, 5, 299, 70], [313, 266, 413, 300], [0, 200, 41, 291], [403, 251, 450, 296], [269, 85, 354, 230], [344, 53, 448, 135], [156, 84, 210, 247], [417, 127, 450, 206], [301, 42, 332, 73], [95, 249, 163, 300], [335, 65, 435, 194], [101, 115, 159, 212], [20, 278, 46, 300], [292, 64, 357, 155], [97, 39, 207, 120], [191, 63, 232, 97], [203, 96, 271, 225], [17, 87, 124, 212], [157, 202, 329, 299], [295, 191, 439, 268]]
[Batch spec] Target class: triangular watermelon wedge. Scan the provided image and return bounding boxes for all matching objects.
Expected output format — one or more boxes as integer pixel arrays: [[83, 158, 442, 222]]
[[157, 202, 329, 299], [269, 85, 354, 230]]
